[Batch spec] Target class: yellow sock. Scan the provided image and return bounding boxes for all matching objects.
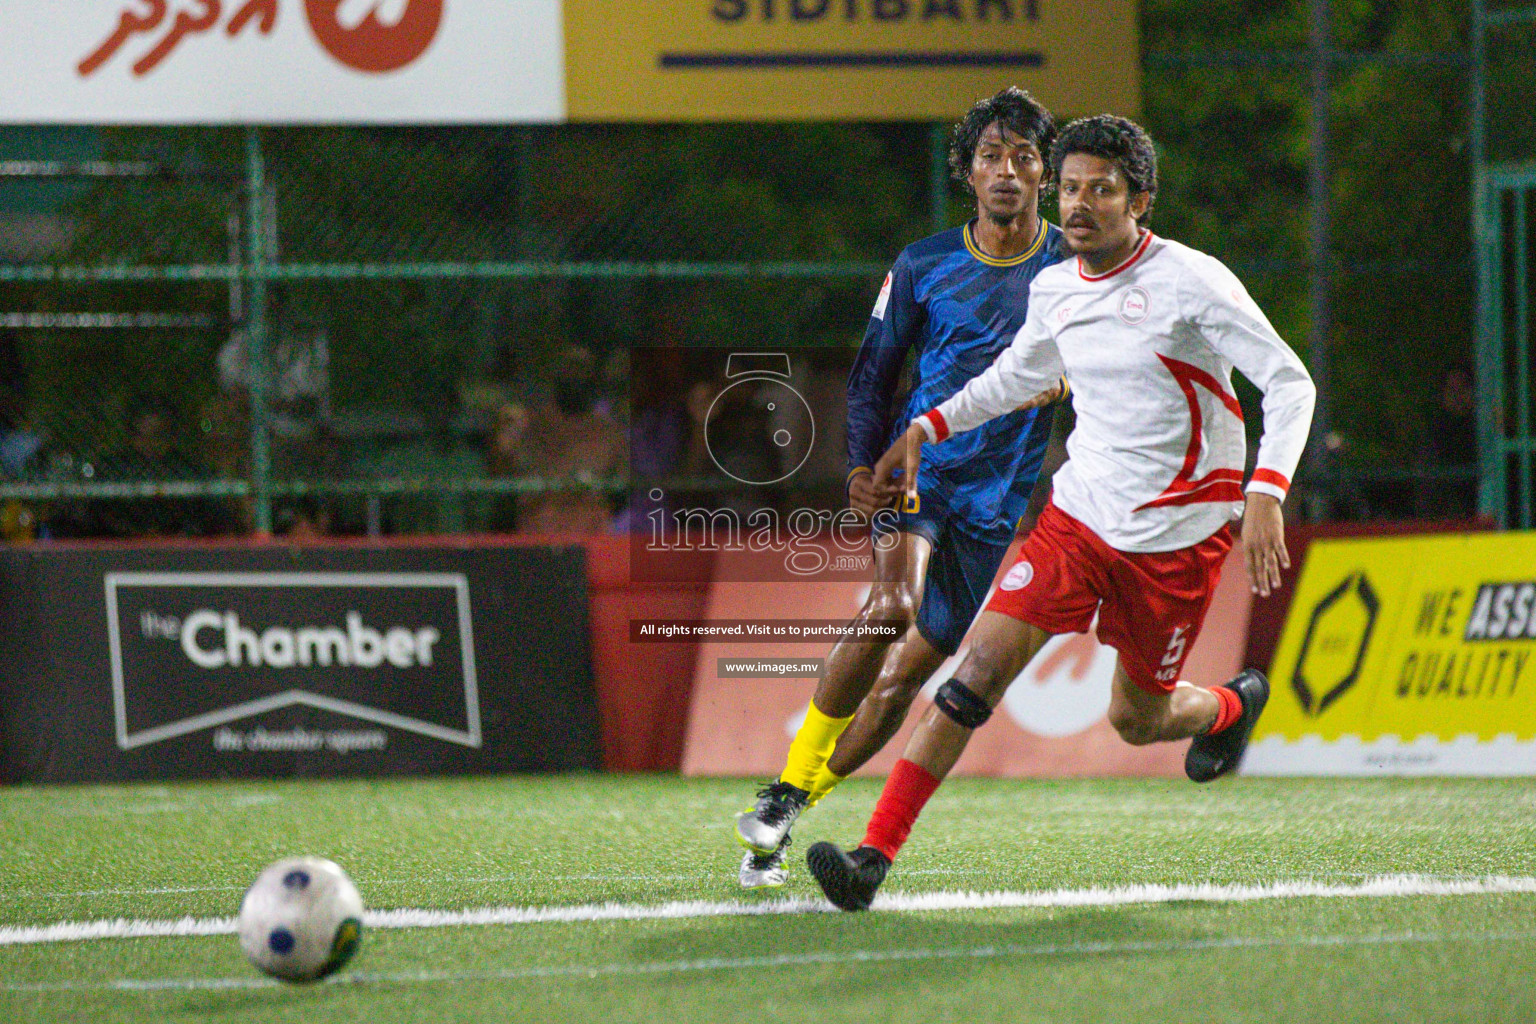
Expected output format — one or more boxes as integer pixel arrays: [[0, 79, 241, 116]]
[[779, 701, 854, 792], [807, 763, 844, 807]]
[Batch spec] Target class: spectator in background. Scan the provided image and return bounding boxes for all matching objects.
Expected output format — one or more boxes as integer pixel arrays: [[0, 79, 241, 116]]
[[197, 391, 254, 534], [0, 329, 44, 541], [1417, 362, 1479, 520], [218, 296, 342, 526], [0, 330, 42, 480], [275, 496, 332, 540], [92, 394, 234, 538], [613, 352, 711, 533], [770, 349, 851, 512], [596, 346, 630, 427], [485, 345, 626, 535], [217, 301, 331, 442], [484, 400, 530, 532]]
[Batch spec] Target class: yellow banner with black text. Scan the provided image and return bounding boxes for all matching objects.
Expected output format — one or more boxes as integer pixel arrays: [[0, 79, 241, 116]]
[[563, 0, 1140, 121], [1244, 533, 1536, 776]]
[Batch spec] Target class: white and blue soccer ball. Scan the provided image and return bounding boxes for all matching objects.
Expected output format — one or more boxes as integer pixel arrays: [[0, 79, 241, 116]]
[[237, 856, 364, 983]]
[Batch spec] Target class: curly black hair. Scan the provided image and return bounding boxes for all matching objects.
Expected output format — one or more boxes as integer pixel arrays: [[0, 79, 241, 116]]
[[1049, 115, 1158, 226], [948, 87, 1057, 195]]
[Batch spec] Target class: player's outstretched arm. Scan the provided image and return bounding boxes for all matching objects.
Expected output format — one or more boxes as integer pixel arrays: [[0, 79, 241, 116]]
[[1014, 376, 1070, 411], [931, 306, 1064, 437], [870, 372, 1064, 506]]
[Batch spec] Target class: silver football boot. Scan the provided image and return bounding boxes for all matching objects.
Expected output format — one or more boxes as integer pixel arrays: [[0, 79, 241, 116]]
[[738, 835, 791, 890], [735, 780, 810, 853]]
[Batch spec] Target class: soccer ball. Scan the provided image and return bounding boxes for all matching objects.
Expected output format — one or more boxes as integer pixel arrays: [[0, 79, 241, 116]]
[[237, 856, 364, 983]]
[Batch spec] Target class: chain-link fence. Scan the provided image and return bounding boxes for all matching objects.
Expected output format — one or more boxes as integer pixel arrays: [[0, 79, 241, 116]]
[[1473, 0, 1536, 527], [1, 1, 1529, 540], [0, 123, 930, 538]]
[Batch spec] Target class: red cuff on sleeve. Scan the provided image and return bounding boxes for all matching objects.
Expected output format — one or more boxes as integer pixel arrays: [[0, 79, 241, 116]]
[[1249, 468, 1290, 494], [923, 409, 950, 443]]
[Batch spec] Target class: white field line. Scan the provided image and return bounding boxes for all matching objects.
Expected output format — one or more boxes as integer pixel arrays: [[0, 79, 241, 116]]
[[2, 866, 1423, 902], [3, 873, 742, 901], [2, 874, 1534, 948], [7, 928, 1536, 995], [40, 794, 284, 817], [9, 887, 244, 899]]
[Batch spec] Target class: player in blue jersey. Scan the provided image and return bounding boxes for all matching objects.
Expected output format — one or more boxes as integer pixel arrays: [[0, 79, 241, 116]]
[[735, 87, 1070, 888]]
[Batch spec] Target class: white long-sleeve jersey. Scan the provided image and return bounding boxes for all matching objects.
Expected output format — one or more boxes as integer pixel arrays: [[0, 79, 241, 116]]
[[917, 233, 1316, 553]]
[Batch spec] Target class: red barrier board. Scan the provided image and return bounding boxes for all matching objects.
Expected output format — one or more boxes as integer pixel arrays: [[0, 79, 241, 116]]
[[584, 534, 711, 771], [681, 538, 1255, 778]]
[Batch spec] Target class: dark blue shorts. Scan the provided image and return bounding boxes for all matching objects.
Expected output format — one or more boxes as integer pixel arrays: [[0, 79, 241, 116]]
[[872, 484, 1015, 657]]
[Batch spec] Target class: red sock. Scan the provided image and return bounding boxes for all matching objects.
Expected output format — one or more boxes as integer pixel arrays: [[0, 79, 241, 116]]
[[861, 759, 942, 863], [1206, 685, 1243, 735]]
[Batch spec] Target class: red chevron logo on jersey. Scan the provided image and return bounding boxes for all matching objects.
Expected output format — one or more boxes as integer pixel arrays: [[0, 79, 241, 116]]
[[1136, 354, 1246, 511]]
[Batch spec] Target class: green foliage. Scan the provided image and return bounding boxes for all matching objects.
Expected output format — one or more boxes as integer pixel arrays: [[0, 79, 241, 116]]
[[1144, 0, 1479, 470]]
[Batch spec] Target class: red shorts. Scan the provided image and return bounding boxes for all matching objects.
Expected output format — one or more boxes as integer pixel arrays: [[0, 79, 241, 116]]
[[985, 501, 1232, 695]]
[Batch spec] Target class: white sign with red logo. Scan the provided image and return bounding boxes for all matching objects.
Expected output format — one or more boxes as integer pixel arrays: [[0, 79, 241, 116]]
[[0, 0, 564, 124]]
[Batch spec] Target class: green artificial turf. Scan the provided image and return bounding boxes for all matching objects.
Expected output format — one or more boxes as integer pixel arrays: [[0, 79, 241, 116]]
[[2, 775, 1535, 1023]]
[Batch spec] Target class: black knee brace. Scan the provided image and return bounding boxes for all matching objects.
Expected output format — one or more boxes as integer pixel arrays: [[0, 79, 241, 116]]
[[933, 679, 993, 729]]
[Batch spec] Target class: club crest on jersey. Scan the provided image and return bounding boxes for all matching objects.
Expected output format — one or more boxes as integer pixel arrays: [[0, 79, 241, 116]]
[[872, 272, 893, 320], [1000, 561, 1034, 591], [1118, 287, 1150, 325]]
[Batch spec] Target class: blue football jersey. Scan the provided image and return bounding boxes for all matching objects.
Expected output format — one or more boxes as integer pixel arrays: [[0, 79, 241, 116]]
[[846, 217, 1064, 539]]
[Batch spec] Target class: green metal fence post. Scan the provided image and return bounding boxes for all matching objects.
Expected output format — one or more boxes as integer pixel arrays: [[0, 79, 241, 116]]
[[244, 127, 273, 536], [1514, 192, 1531, 528], [1306, 0, 1335, 509], [1469, 0, 1502, 525], [930, 122, 949, 236]]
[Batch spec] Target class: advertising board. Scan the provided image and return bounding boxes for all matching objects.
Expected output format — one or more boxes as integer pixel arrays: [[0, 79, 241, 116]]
[[1246, 532, 1536, 775], [563, 0, 1139, 121], [0, 0, 563, 123], [0, 543, 600, 782], [681, 538, 1252, 777], [0, 0, 1137, 123]]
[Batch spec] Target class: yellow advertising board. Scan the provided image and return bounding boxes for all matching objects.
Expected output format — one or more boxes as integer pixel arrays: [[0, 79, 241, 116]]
[[1245, 533, 1536, 775], [2, 1, 1136, 125], [563, 0, 1140, 121]]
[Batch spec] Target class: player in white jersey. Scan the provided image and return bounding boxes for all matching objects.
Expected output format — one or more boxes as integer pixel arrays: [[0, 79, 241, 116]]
[[807, 115, 1317, 911]]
